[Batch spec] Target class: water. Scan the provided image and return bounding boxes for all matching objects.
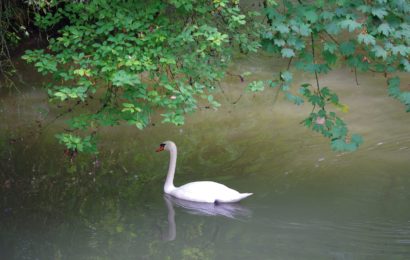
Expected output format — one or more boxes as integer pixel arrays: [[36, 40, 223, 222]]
[[1, 53, 410, 259]]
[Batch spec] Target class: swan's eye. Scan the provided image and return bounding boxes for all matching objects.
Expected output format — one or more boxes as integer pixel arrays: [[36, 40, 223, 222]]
[[160, 143, 165, 147]]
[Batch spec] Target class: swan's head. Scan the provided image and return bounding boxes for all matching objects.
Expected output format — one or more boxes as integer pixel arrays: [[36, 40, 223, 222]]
[[156, 141, 176, 152]]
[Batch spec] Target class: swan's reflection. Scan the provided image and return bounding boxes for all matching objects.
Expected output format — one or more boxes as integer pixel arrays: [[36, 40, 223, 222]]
[[163, 194, 252, 241]]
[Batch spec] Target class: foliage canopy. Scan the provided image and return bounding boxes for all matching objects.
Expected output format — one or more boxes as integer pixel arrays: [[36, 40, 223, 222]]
[[21, 0, 410, 153]]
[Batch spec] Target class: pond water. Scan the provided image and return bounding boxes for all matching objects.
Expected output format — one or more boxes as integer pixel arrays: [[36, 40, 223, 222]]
[[1, 53, 410, 259]]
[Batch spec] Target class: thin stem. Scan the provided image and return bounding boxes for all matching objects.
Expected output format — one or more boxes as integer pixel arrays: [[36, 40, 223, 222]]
[[354, 68, 359, 86], [41, 101, 82, 131], [226, 71, 244, 82], [273, 57, 293, 106], [287, 57, 293, 70], [311, 34, 323, 97], [97, 83, 113, 114], [323, 31, 340, 46], [232, 93, 243, 104], [263, 1, 273, 26]]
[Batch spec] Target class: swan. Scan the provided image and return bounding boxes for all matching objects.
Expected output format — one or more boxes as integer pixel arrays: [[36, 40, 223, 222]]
[[156, 141, 253, 203]]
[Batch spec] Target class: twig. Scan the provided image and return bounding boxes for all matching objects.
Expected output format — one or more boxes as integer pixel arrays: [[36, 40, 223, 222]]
[[96, 84, 113, 114], [323, 31, 340, 46], [231, 93, 243, 104], [287, 57, 293, 70], [354, 68, 359, 86], [311, 34, 322, 96], [40, 101, 82, 131], [226, 71, 244, 82], [273, 57, 293, 106]]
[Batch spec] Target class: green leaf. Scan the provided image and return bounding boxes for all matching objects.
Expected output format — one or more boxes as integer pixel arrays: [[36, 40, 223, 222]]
[[287, 37, 305, 51], [285, 92, 304, 105], [401, 59, 410, 72], [281, 48, 295, 58], [320, 11, 334, 20], [159, 56, 176, 65], [339, 19, 361, 32], [274, 39, 286, 47], [391, 45, 410, 56], [268, 80, 279, 88], [280, 71, 293, 82], [112, 70, 141, 87], [247, 81, 265, 92], [304, 10, 318, 23], [387, 77, 401, 98], [281, 84, 290, 91], [121, 103, 142, 113], [357, 34, 376, 46], [325, 22, 340, 35], [377, 23, 393, 36], [399, 92, 410, 108], [372, 45, 387, 60], [298, 84, 311, 96], [371, 7, 388, 19], [161, 112, 185, 126], [323, 51, 337, 65], [275, 23, 290, 34], [357, 5, 371, 13], [55, 133, 97, 154], [324, 42, 337, 54], [291, 23, 311, 36], [339, 41, 356, 56], [53, 92, 68, 100]]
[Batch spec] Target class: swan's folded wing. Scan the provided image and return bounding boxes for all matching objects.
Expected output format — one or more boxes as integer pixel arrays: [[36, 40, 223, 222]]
[[171, 181, 251, 203]]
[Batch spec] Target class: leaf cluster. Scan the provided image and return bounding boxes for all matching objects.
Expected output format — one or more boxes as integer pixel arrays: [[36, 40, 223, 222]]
[[299, 84, 362, 151], [22, 0, 260, 152], [260, 0, 409, 151]]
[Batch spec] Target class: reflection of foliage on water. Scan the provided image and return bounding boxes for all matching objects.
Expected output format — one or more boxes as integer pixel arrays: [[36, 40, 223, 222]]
[[145, 218, 215, 260], [0, 130, 224, 259], [182, 246, 213, 260], [1, 132, 135, 258]]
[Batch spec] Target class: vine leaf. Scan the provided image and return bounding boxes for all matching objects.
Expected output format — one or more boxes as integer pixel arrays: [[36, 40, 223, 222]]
[[112, 70, 141, 87], [339, 19, 361, 32], [357, 34, 376, 46], [377, 23, 392, 36], [281, 48, 295, 58]]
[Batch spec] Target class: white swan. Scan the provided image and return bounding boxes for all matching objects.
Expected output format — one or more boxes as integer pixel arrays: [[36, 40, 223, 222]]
[[156, 141, 253, 203]]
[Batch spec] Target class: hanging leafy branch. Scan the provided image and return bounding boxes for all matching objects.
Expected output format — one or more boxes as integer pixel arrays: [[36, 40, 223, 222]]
[[258, 0, 409, 151], [22, 0, 261, 153], [0, 0, 29, 86], [0, 0, 56, 87]]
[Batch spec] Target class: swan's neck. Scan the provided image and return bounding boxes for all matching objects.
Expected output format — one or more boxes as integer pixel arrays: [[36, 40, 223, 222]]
[[164, 145, 177, 193]]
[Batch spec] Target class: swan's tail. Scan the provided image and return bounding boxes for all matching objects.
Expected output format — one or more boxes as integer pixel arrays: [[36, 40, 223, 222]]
[[238, 193, 253, 201], [216, 192, 253, 203]]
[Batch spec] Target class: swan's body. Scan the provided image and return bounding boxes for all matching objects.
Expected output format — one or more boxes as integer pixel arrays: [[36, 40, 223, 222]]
[[157, 141, 252, 203]]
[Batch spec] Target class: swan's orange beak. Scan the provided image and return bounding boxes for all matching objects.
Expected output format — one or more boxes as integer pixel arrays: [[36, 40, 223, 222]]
[[156, 144, 165, 152]]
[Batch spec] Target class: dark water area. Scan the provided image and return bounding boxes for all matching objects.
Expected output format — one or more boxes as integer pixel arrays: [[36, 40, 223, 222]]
[[1, 53, 410, 259]]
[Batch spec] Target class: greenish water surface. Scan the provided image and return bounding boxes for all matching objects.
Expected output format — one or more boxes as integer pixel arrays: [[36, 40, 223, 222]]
[[1, 54, 410, 259]]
